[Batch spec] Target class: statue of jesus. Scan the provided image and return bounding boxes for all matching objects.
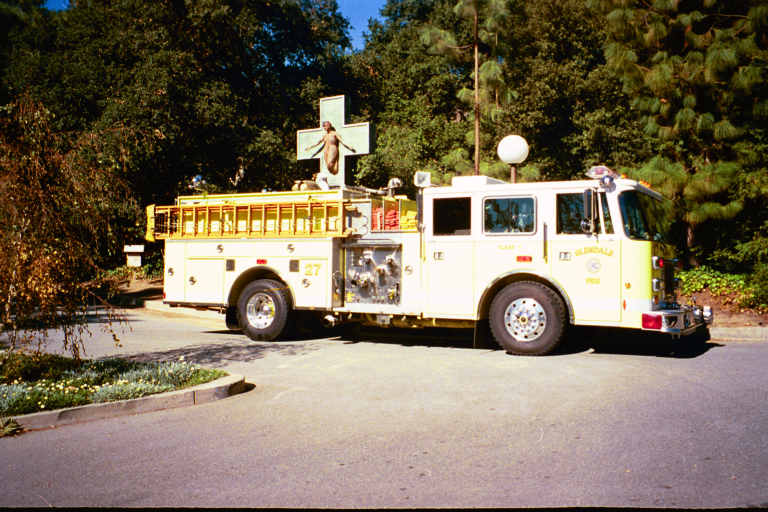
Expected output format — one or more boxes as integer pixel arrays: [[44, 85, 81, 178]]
[[305, 121, 356, 175]]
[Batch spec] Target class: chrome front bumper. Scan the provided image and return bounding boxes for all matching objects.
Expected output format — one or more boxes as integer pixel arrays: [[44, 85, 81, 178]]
[[643, 305, 714, 336]]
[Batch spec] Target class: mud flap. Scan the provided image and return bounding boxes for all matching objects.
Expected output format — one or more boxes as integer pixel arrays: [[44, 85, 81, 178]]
[[225, 306, 239, 330]]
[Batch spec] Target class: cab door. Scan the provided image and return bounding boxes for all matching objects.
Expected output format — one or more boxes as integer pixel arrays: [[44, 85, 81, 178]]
[[424, 195, 475, 318], [548, 191, 621, 323]]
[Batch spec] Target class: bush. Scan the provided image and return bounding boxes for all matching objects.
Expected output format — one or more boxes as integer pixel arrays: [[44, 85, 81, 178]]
[[0, 384, 32, 415], [744, 263, 768, 310], [677, 266, 749, 296], [677, 265, 767, 311], [0, 351, 83, 383], [75, 358, 143, 383], [141, 253, 164, 280], [0, 97, 129, 358]]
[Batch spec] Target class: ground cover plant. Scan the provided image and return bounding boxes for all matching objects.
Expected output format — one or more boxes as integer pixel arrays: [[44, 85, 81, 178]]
[[678, 266, 768, 312], [0, 351, 227, 420]]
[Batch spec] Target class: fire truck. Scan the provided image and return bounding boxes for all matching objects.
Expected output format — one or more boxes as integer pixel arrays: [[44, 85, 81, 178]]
[[145, 167, 712, 355]]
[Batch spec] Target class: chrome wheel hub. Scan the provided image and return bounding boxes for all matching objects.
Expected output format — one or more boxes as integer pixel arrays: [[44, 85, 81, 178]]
[[504, 298, 547, 342], [246, 293, 276, 329]]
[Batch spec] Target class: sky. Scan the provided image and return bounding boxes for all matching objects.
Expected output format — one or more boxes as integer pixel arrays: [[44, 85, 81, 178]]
[[43, 0, 385, 51]]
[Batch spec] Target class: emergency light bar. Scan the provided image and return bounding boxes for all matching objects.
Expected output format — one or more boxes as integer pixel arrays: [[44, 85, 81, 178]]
[[586, 165, 617, 179]]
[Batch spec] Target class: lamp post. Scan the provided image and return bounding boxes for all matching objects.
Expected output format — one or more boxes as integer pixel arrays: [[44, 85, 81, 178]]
[[497, 135, 529, 183]]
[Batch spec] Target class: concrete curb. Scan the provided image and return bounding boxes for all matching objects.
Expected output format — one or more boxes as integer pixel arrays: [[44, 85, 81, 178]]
[[13, 374, 248, 431], [709, 326, 768, 342], [143, 299, 224, 321]]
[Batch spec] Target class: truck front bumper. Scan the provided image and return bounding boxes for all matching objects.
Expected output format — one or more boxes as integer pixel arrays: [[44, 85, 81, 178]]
[[642, 305, 713, 336]]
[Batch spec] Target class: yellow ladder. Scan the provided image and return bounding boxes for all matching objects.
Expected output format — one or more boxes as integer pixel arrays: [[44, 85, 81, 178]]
[[146, 199, 349, 241]]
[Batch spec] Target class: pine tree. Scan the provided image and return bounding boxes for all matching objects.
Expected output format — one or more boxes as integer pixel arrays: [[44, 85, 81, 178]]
[[590, 0, 768, 265], [420, 0, 513, 175]]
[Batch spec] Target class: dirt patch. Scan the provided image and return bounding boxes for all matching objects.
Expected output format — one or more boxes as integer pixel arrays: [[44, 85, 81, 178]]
[[680, 290, 767, 327], [113, 277, 163, 305]]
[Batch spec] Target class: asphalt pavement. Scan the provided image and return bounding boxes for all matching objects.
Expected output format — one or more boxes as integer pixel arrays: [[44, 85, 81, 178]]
[[4, 299, 768, 508], [141, 298, 767, 342], [8, 298, 765, 432]]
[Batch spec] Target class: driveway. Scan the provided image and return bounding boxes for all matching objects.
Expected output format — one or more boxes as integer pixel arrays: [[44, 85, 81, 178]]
[[1, 306, 767, 508]]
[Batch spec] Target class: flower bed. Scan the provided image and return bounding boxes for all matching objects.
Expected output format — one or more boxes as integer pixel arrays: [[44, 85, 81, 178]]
[[0, 351, 227, 417]]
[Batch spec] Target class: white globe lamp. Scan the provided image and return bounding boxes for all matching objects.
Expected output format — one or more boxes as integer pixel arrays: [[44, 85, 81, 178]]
[[497, 135, 529, 183]]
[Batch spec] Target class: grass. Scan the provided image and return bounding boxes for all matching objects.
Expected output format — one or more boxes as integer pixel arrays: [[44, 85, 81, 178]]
[[0, 351, 227, 425]]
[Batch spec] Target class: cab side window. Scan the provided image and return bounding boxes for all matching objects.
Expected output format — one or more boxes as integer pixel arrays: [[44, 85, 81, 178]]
[[556, 193, 613, 234], [600, 192, 614, 234], [556, 193, 584, 234], [484, 197, 535, 233], [433, 197, 471, 235]]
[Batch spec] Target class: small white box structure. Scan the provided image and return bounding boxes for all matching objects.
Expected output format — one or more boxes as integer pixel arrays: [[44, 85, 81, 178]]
[[124, 245, 145, 268]]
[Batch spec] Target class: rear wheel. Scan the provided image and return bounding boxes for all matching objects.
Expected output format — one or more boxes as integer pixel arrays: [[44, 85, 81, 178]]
[[489, 281, 567, 355], [237, 279, 291, 341]]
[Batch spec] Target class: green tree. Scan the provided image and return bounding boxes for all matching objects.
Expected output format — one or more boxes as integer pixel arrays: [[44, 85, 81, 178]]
[[348, 0, 644, 188], [419, 0, 514, 176], [590, 0, 768, 265], [498, 0, 651, 181], [5, 0, 351, 206], [348, 0, 467, 188]]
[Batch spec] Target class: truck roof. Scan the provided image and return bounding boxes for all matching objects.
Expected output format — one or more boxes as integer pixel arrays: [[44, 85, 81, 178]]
[[172, 175, 663, 206], [424, 175, 662, 199]]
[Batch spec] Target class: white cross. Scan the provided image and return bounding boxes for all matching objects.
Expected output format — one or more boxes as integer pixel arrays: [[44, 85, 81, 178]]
[[296, 95, 372, 187]]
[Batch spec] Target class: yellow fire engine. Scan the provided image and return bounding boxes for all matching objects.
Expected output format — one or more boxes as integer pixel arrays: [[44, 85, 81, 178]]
[[145, 166, 712, 355]]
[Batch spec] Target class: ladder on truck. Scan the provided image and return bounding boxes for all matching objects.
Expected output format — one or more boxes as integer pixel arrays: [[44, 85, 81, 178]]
[[145, 189, 419, 242], [145, 194, 349, 241]]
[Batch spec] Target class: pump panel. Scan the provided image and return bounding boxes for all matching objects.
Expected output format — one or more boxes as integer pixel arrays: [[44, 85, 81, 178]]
[[344, 244, 402, 305]]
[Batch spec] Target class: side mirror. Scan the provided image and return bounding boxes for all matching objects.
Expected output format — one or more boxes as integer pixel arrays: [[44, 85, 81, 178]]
[[582, 189, 597, 234]]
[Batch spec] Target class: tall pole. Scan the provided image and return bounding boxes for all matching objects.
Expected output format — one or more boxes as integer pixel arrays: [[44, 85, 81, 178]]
[[473, 8, 480, 176]]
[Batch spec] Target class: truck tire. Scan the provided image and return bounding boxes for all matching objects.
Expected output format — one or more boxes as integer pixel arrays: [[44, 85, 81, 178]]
[[489, 281, 567, 355], [237, 279, 291, 341]]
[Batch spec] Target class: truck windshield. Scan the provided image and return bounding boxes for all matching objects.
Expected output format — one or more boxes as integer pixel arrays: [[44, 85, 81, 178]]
[[618, 190, 671, 243]]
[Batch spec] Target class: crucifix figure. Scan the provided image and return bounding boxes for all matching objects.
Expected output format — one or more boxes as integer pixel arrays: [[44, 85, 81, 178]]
[[296, 95, 372, 187]]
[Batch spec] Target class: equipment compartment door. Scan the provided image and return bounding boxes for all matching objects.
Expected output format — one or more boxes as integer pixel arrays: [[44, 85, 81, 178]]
[[184, 259, 226, 304], [288, 257, 330, 308]]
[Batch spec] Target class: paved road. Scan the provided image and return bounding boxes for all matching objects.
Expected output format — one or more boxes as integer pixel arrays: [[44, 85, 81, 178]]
[[2, 308, 768, 508]]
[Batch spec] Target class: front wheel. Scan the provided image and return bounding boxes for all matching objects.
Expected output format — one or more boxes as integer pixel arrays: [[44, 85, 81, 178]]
[[489, 281, 567, 355], [237, 279, 291, 341]]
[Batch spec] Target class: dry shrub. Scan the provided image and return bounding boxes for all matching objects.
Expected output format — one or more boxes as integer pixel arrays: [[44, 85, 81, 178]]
[[0, 95, 130, 358]]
